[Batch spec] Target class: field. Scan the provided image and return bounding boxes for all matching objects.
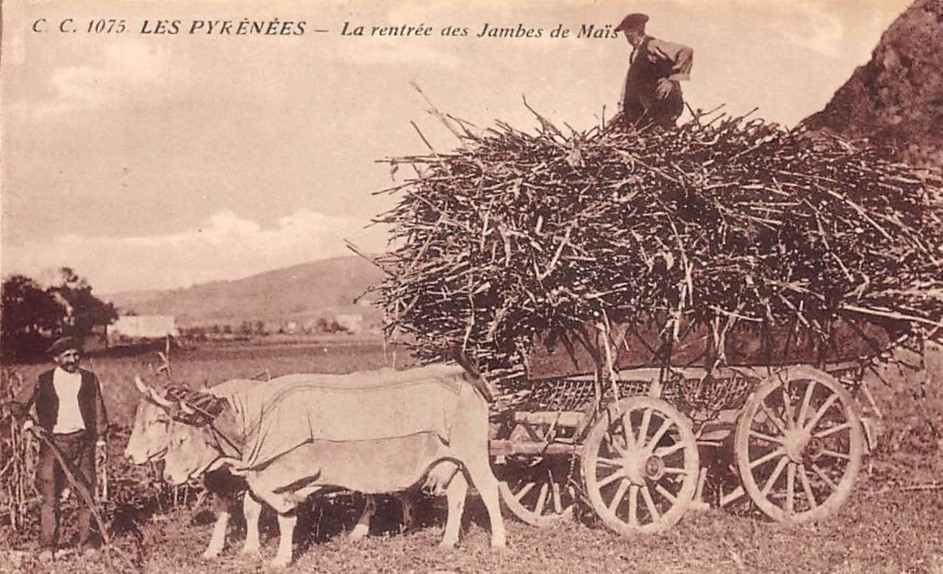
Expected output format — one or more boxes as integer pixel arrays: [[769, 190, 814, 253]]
[[2, 337, 943, 574]]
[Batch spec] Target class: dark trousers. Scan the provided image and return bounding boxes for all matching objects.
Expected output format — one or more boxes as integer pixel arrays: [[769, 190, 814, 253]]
[[623, 91, 684, 130], [36, 431, 97, 550]]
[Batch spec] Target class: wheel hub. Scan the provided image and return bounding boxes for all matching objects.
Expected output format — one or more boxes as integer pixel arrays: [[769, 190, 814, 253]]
[[783, 428, 811, 463], [620, 452, 665, 484], [643, 455, 666, 481], [804, 437, 825, 461]]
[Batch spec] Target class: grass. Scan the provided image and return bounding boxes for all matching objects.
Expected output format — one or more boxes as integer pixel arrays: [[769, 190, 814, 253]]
[[1, 338, 942, 573]]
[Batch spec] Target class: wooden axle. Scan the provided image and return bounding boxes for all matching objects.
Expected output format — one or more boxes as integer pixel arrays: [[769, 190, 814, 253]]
[[490, 440, 579, 457]]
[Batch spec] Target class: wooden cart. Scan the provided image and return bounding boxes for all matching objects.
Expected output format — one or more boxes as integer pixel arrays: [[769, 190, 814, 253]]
[[490, 325, 884, 534]]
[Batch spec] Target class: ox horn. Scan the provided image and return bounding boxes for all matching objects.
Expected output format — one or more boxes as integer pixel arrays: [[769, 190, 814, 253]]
[[134, 375, 150, 395], [135, 375, 175, 408]]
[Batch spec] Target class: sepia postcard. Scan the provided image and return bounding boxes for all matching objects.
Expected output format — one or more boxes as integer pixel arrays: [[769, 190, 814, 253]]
[[2, 1, 940, 573]]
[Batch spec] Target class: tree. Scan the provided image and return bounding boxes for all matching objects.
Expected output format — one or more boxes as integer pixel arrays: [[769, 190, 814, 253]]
[[0, 275, 66, 361], [48, 267, 118, 340]]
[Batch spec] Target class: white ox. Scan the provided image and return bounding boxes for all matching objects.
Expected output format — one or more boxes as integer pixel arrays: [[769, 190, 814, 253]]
[[127, 364, 506, 568], [125, 390, 401, 558]]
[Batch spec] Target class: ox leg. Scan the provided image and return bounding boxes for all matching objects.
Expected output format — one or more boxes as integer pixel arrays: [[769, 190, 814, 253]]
[[349, 494, 376, 540], [400, 492, 414, 533], [271, 513, 296, 568], [203, 495, 231, 558], [241, 494, 263, 556], [440, 469, 467, 548], [465, 460, 507, 549]]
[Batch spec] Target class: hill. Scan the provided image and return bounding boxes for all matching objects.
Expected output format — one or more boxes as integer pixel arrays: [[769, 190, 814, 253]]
[[104, 255, 386, 329], [802, 0, 943, 168]]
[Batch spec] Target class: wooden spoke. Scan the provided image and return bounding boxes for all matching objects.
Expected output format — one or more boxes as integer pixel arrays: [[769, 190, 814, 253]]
[[551, 481, 563, 514], [803, 394, 840, 434], [810, 463, 840, 492], [820, 449, 852, 461], [813, 422, 851, 439], [749, 429, 785, 444], [597, 469, 626, 489], [798, 463, 818, 511], [596, 456, 624, 468], [761, 456, 789, 497], [797, 380, 817, 427], [749, 446, 786, 470], [655, 483, 678, 504], [604, 433, 628, 457], [637, 408, 654, 448], [535, 483, 549, 515], [608, 479, 631, 514], [647, 418, 674, 454], [514, 482, 536, 501], [627, 484, 639, 527], [759, 401, 789, 434], [663, 467, 689, 477], [785, 462, 796, 517], [653, 442, 686, 458], [621, 415, 635, 451], [641, 485, 661, 521]]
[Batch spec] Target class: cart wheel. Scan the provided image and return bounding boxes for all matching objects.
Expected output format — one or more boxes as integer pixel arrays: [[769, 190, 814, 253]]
[[582, 397, 699, 534], [498, 458, 577, 526], [734, 366, 865, 523], [495, 422, 577, 526]]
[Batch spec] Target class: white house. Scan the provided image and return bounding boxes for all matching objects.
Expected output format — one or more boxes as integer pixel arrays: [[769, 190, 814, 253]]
[[109, 315, 179, 341], [334, 313, 364, 333]]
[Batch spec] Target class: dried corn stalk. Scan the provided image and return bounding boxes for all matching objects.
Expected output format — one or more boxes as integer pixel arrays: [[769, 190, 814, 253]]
[[371, 110, 943, 382]]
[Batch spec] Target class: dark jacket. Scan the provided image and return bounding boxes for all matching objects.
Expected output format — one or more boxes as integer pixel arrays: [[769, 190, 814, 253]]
[[13, 368, 108, 439]]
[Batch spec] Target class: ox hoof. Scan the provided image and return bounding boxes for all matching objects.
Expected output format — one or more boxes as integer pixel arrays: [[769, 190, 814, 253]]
[[490, 537, 508, 550], [438, 539, 458, 549], [240, 546, 261, 558], [269, 556, 292, 569], [201, 549, 222, 560], [348, 526, 369, 540]]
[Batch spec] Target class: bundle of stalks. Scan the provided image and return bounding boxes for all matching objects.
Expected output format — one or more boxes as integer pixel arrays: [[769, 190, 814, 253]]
[[372, 107, 943, 383], [0, 370, 37, 530]]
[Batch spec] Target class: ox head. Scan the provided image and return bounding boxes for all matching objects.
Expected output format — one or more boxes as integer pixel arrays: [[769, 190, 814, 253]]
[[127, 376, 231, 484], [125, 377, 176, 464], [161, 419, 221, 485]]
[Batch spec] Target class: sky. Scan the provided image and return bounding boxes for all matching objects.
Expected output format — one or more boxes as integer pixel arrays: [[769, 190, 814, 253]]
[[0, 0, 913, 294]]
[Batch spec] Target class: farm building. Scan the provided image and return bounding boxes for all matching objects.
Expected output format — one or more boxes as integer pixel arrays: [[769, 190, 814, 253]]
[[334, 313, 364, 333], [109, 314, 179, 342]]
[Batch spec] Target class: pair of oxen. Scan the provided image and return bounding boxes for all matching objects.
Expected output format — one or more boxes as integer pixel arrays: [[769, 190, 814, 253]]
[[125, 363, 506, 568]]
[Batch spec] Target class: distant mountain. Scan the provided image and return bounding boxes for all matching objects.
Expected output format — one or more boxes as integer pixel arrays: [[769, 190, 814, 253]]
[[104, 255, 386, 328], [802, 0, 943, 168]]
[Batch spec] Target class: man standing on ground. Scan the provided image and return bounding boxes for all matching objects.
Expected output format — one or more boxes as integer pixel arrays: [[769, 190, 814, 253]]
[[12, 337, 108, 562], [615, 12, 693, 129]]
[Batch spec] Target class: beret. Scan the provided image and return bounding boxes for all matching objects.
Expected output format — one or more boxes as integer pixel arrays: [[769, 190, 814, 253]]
[[616, 13, 649, 32], [47, 336, 81, 356]]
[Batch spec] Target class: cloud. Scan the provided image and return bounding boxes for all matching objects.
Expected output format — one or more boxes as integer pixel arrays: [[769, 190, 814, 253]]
[[32, 39, 175, 119], [4, 209, 390, 293]]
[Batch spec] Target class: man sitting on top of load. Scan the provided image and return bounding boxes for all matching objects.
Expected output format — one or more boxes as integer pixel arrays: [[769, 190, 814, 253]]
[[614, 12, 693, 130]]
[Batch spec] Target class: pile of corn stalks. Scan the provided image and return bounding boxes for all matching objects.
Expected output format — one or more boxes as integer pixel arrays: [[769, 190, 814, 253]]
[[372, 109, 943, 380]]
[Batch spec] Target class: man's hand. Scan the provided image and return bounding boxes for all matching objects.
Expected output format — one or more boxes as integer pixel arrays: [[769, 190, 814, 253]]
[[655, 78, 677, 99]]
